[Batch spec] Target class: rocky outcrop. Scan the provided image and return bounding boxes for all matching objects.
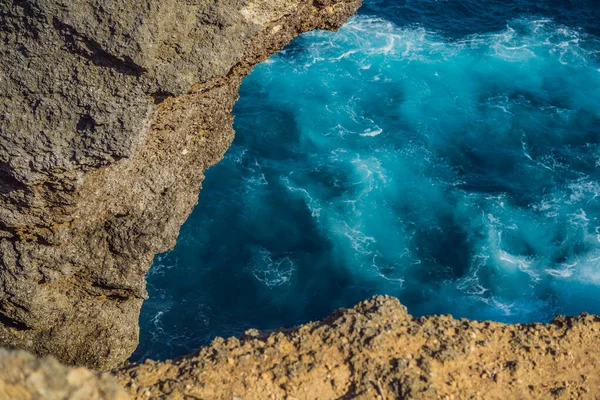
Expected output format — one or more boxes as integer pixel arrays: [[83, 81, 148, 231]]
[[0, 348, 128, 400], [0, 296, 598, 399], [0, 0, 361, 369], [114, 296, 600, 399]]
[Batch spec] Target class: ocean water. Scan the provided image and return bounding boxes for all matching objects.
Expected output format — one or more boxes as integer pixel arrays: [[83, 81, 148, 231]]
[[133, 0, 600, 361]]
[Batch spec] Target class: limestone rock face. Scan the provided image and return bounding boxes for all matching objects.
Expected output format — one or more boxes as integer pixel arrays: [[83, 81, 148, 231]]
[[0, 348, 128, 400], [0, 0, 361, 370], [114, 296, 600, 399]]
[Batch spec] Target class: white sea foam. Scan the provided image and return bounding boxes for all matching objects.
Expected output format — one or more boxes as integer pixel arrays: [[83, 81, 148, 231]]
[[250, 248, 295, 287], [458, 254, 490, 295], [302, 14, 599, 76], [370, 254, 405, 286], [484, 215, 540, 282], [226, 147, 247, 164], [567, 178, 600, 204], [569, 251, 600, 286], [282, 177, 322, 219], [151, 311, 166, 334], [338, 221, 376, 255], [360, 127, 383, 137], [148, 254, 178, 278], [242, 158, 269, 192], [545, 261, 577, 278], [477, 296, 516, 316]]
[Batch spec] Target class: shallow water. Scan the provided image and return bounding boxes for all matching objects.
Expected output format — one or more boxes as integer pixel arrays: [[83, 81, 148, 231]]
[[133, 0, 600, 361]]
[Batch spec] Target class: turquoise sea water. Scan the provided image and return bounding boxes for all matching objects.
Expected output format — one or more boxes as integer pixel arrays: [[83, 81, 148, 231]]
[[134, 0, 600, 361]]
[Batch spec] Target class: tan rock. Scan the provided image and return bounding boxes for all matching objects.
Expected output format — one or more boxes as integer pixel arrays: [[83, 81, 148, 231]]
[[0, 349, 128, 400], [113, 296, 600, 399]]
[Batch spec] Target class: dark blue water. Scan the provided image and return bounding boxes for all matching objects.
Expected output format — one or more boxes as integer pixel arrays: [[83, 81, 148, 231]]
[[133, 0, 600, 361]]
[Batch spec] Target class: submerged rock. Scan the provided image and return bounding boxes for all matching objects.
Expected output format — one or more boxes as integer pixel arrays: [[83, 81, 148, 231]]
[[114, 295, 600, 399], [0, 0, 361, 369]]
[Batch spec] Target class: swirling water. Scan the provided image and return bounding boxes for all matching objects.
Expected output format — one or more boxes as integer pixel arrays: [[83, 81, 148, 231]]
[[134, 0, 600, 360]]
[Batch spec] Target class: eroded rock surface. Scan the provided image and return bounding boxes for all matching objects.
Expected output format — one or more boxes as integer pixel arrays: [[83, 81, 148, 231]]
[[115, 296, 600, 399], [0, 348, 128, 400], [0, 296, 597, 399], [0, 0, 361, 369]]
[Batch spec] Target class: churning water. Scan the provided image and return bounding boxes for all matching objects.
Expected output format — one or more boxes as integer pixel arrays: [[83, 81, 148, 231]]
[[134, 0, 600, 361]]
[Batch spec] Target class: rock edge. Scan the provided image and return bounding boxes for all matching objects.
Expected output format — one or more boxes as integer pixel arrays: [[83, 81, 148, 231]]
[[114, 295, 600, 399], [6, 296, 598, 399]]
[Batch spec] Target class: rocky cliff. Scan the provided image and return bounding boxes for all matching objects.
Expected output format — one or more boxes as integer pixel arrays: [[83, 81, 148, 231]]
[[0, 0, 361, 370], [113, 295, 600, 399], [3, 2, 599, 398]]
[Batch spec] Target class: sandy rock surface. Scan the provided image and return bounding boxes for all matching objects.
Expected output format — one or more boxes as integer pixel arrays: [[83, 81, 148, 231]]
[[0, 348, 128, 400], [0, 296, 597, 399], [115, 296, 600, 399]]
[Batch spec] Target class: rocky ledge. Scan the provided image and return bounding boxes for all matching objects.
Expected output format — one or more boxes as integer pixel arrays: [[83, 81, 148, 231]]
[[113, 296, 600, 399], [3, 296, 599, 399], [0, 0, 361, 369]]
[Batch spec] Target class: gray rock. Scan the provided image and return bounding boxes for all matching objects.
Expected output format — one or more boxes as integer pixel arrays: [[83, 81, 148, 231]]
[[0, 0, 361, 369]]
